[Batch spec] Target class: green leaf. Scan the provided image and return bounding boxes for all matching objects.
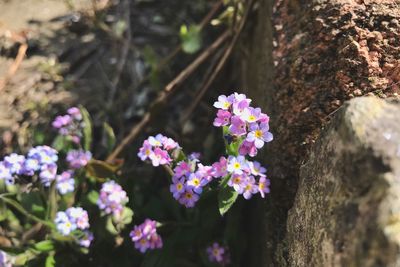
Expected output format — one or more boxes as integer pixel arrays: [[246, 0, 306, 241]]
[[79, 106, 92, 151], [45, 253, 56, 267], [119, 207, 133, 225], [103, 122, 116, 153], [87, 190, 99, 205], [218, 175, 238, 216], [34, 240, 55, 252], [106, 216, 118, 235], [179, 25, 202, 54], [51, 135, 67, 152], [85, 159, 123, 179]]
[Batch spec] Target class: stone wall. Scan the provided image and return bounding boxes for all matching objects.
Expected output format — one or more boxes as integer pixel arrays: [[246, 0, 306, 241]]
[[240, 0, 400, 265]]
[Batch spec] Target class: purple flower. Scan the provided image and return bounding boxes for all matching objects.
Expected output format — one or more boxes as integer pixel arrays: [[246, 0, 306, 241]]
[[196, 164, 213, 182], [130, 219, 162, 253], [27, 146, 58, 165], [55, 207, 90, 236], [228, 116, 247, 136], [52, 115, 72, 129], [178, 189, 199, 208], [211, 157, 228, 178], [206, 243, 230, 265], [56, 171, 75, 194], [242, 176, 258, 199], [79, 231, 93, 248], [228, 174, 246, 193], [227, 156, 248, 175], [66, 150, 92, 169], [170, 178, 186, 199], [241, 107, 261, 123], [67, 207, 90, 230], [173, 161, 191, 178], [149, 147, 171, 166], [138, 140, 153, 161], [238, 140, 258, 157], [258, 177, 271, 198], [0, 162, 13, 185], [213, 110, 231, 127], [246, 123, 273, 149], [3, 153, 25, 175], [186, 172, 207, 194], [39, 163, 58, 186], [213, 95, 233, 110], [148, 134, 164, 147], [188, 152, 201, 162], [97, 181, 129, 217], [248, 161, 267, 177]]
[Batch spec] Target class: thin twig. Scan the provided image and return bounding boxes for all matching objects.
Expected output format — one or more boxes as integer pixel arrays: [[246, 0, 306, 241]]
[[0, 43, 28, 92], [113, 0, 223, 106], [106, 30, 230, 162], [180, 0, 255, 124], [106, 0, 131, 108]]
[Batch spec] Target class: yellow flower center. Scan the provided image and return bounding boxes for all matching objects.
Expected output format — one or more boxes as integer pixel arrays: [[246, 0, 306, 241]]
[[185, 193, 193, 199], [223, 102, 230, 108], [193, 179, 200, 186], [177, 183, 183, 190], [233, 177, 241, 183], [249, 115, 256, 121], [234, 162, 241, 169], [259, 182, 264, 189], [145, 149, 151, 155], [213, 249, 219, 255], [255, 130, 263, 138]]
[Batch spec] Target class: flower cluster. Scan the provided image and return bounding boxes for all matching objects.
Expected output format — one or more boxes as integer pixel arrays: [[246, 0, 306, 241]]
[[206, 243, 230, 266], [55, 207, 90, 236], [66, 150, 92, 169], [52, 107, 83, 144], [222, 155, 270, 199], [97, 181, 129, 217], [56, 171, 75, 195], [169, 160, 213, 208], [0, 146, 59, 186], [138, 134, 180, 167], [213, 93, 273, 157], [55, 207, 93, 247], [130, 219, 162, 253]]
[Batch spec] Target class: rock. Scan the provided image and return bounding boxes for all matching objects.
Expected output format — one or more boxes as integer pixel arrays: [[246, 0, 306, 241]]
[[285, 97, 400, 267]]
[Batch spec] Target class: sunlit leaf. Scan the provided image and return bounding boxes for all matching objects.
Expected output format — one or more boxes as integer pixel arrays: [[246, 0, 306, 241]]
[[103, 122, 116, 153], [79, 106, 92, 151], [179, 24, 202, 54], [34, 240, 55, 252]]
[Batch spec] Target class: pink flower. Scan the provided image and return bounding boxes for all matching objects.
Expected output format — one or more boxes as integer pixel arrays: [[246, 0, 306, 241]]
[[248, 161, 267, 177], [174, 161, 191, 178], [228, 116, 247, 136], [239, 140, 258, 157], [162, 137, 179, 150], [149, 148, 171, 166], [213, 110, 231, 127], [228, 174, 246, 194], [211, 157, 228, 178]]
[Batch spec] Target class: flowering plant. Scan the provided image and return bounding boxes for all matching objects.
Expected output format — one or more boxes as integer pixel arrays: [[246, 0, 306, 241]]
[[138, 92, 273, 215], [0, 92, 272, 266]]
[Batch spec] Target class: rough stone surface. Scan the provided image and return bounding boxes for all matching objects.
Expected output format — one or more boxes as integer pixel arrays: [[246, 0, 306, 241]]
[[240, 0, 400, 265], [286, 96, 400, 267]]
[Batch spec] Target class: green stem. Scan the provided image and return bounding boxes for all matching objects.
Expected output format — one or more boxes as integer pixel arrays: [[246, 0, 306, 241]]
[[46, 181, 58, 221], [0, 196, 54, 229]]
